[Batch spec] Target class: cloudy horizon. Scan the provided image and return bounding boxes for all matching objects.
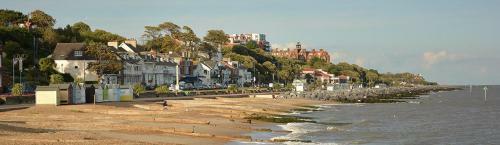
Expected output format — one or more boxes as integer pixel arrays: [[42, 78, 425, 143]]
[[2, 0, 499, 85]]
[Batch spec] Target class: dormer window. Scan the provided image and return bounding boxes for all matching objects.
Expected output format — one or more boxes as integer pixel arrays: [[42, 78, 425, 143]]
[[74, 51, 83, 57]]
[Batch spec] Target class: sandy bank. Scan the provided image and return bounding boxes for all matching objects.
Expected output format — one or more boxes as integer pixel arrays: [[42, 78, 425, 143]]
[[0, 97, 325, 145]]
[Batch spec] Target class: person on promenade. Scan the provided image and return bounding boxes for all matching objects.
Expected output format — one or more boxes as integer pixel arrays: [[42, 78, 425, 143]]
[[163, 100, 168, 110]]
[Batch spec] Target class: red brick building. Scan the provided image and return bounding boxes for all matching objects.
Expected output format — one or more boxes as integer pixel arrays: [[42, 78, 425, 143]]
[[271, 42, 331, 62]]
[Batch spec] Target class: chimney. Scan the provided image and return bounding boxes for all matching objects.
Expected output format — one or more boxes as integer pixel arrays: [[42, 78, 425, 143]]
[[107, 41, 118, 48], [125, 39, 137, 48]]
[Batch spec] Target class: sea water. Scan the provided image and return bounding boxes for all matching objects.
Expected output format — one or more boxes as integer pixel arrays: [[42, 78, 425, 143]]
[[228, 85, 500, 145]]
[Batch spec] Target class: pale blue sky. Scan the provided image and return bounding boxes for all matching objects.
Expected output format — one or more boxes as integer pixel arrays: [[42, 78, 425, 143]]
[[2, 0, 500, 85]]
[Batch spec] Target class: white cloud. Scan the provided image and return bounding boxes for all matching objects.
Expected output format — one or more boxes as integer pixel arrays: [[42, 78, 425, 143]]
[[422, 50, 464, 68]]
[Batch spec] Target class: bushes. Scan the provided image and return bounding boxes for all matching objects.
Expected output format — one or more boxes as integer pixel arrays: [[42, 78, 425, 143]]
[[50, 74, 64, 84], [133, 83, 145, 95], [11, 83, 23, 96], [74, 77, 84, 84], [227, 84, 238, 93], [155, 85, 169, 94]]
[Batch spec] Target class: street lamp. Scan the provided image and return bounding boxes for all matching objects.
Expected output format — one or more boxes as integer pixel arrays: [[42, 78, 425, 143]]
[[24, 14, 40, 84], [13, 54, 25, 85]]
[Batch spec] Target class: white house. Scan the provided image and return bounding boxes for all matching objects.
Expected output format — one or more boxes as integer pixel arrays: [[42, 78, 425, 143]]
[[193, 60, 219, 86], [52, 43, 98, 82]]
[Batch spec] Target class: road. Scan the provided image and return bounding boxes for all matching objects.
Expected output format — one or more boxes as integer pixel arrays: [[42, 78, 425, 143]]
[[134, 92, 281, 102]]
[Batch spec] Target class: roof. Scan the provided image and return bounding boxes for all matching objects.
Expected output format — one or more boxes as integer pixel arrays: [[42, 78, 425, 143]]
[[49, 84, 72, 89], [120, 43, 143, 53], [156, 61, 177, 66], [201, 60, 217, 69], [52, 43, 95, 60]]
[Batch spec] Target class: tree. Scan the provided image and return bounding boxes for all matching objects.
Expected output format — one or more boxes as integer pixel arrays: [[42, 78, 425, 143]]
[[72, 21, 91, 33], [0, 9, 26, 26], [85, 42, 123, 76], [198, 42, 217, 58], [158, 22, 180, 38], [50, 74, 64, 84], [307, 57, 329, 69], [305, 74, 315, 84], [41, 28, 58, 46], [365, 70, 379, 87], [39, 57, 55, 78], [203, 30, 228, 48], [29, 10, 55, 28], [246, 40, 258, 49], [142, 26, 162, 40], [179, 26, 200, 50], [262, 61, 276, 72]]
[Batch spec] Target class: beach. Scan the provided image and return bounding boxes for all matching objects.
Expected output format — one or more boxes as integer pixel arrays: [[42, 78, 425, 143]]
[[0, 97, 325, 145]]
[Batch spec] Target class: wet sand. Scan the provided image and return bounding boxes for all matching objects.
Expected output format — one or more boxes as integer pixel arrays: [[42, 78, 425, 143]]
[[0, 97, 325, 145]]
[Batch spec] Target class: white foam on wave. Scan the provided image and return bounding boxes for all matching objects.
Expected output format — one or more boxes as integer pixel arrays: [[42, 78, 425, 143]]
[[284, 142, 339, 145], [271, 122, 332, 143]]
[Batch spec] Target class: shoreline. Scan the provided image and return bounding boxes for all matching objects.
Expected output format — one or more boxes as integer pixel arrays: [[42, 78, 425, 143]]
[[0, 85, 458, 144], [0, 97, 326, 144]]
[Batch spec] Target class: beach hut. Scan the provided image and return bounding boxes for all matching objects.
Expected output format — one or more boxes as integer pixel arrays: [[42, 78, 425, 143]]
[[292, 79, 306, 92], [35, 86, 60, 106], [71, 84, 86, 104], [50, 84, 73, 104]]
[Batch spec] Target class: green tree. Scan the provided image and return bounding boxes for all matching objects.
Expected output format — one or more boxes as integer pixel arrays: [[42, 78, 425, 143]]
[[246, 40, 258, 49], [365, 70, 379, 87], [72, 21, 91, 33], [29, 10, 55, 28], [262, 61, 276, 72], [158, 22, 180, 38], [203, 30, 228, 48], [50, 74, 64, 84], [39, 57, 55, 72], [0, 9, 26, 26], [85, 42, 123, 76]]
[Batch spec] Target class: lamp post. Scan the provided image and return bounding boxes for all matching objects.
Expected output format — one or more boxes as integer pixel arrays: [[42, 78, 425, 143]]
[[24, 14, 40, 84], [13, 55, 25, 85]]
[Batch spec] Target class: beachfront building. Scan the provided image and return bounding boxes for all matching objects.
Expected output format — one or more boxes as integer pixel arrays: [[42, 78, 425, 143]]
[[52, 40, 180, 87], [302, 68, 335, 84], [192, 60, 220, 86], [271, 42, 331, 63], [227, 33, 271, 51], [52, 43, 98, 82]]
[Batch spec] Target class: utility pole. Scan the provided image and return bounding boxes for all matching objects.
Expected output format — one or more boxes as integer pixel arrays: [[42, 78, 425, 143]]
[[12, 58, 16, 84], [175, 64, 179, 95]]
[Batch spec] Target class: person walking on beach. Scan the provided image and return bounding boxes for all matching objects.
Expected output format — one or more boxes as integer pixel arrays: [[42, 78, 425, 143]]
[[163, 100, 168, 110]]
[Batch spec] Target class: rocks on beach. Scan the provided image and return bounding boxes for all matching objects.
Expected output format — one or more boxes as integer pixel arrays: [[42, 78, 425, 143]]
[[277, 86, 458, 102]]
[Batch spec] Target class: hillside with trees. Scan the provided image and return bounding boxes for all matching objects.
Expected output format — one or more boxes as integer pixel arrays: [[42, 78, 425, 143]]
[[0, 8, 436, 92]]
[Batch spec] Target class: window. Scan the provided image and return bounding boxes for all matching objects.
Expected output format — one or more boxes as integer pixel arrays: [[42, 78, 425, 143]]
[[74, 51, 83, 57]]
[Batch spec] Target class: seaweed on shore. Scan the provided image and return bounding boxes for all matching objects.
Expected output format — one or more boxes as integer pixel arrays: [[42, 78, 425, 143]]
[[243, 113, 315, 123]]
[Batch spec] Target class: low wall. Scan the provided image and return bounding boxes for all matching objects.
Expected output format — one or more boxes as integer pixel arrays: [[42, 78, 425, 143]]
[[0, 95, 35, 105]]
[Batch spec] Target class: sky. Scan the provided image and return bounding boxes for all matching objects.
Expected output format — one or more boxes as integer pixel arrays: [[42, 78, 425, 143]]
[[2, 0, 500, 85]]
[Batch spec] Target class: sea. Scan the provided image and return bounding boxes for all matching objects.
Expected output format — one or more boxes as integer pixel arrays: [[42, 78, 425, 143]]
[[228, 85, 500, 145]]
